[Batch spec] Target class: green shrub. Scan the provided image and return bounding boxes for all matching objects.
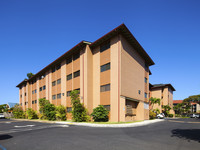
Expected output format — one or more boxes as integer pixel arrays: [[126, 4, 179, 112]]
[[26, 108, 38, 119], [43, 103, 56, 121], [149, 111, 156, 119], [91, 105, 109, 122], [168, 114, 174, 118], [13, 105, 25, 119], [70, 90, 89, 122], [56, 105, 67, 121]]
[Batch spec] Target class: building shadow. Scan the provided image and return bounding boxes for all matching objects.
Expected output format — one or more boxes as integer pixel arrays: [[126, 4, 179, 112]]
[[171, 129, 200, 143], [0, 134, 13, 140]]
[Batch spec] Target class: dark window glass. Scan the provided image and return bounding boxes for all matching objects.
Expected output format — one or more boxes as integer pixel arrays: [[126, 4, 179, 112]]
[[100, 41, 110, 53], [52, 95, 56, 100], [32, 101, 34, 104], [66, 57, 72, 64], [57, 93, 61, 99], [73, 70, 80, 78], [25, 93, 26, 96], [67, 74, 72, 80], [104, 105, 110, 111], [43, 85, 46, 90], [73, 52, 80, 61], [32, 91, 34, 94], [100, 84, 110, 92], [52, 67, 56, 73], [20, 95, 22, 98], [35, 100, 37, 104], [67, 107, 72, 112], [52, 81, 56, 86], [145, 93, 147, 98], [138, 90, 141, 94], [145, 77, 147, 83], [66, 91, 71, 97], [56, 64, 61, 70], [40, 87, 42, 91], [101, 63, 110, 72], [35, 89, 37, 93], [57, 79, 61, 84]]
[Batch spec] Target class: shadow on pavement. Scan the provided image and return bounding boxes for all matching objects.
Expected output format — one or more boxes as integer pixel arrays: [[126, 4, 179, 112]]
[[0, 135, 13, 140], [171, 129, 200, 142]]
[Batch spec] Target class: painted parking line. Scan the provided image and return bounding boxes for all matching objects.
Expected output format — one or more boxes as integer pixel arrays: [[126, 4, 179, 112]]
[[0, 125, 69, 135], [0, 121, 21, 124], [14, 125, 35, 128], [168, 120, 200, 123], [0, 144, 6, 150]]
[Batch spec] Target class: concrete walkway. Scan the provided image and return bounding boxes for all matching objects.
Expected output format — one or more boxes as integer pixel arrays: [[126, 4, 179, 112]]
[[56, 119, 164, 128]]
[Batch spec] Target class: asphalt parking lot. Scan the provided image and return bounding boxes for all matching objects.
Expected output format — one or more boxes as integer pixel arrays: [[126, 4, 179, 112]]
[[0, 118, 199, 150]]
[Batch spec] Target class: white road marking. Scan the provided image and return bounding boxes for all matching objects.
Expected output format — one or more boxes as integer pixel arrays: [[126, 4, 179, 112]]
[[5, 122, 11, 124], [14, 125, 35, 128], [0, 125, 69, 135]]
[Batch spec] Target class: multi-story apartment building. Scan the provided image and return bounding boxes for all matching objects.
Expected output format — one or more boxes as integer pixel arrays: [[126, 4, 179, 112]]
[[17, 24, 154, 122], [149, 84, 175, 114]]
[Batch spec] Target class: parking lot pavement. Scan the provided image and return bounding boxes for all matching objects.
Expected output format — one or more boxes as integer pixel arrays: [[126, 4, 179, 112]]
[[0, 118, 200, 150]]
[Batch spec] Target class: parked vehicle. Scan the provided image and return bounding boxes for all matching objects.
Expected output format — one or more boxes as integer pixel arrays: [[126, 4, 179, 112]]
[[190, 114, 199, 118], [157, 113, 165, 119], [0, 113, 5, 119]]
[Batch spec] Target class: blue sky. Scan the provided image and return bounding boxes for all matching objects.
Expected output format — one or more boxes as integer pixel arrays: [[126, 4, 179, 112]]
[[0, 0, 200, 104]]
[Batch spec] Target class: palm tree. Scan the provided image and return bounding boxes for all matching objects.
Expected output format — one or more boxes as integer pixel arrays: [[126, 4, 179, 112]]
[[149, 97, 161, 110]]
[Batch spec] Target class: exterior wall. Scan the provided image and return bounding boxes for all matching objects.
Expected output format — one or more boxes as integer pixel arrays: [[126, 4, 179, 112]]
[[150, 88, 162, 111], [18, 34, 152, 122]]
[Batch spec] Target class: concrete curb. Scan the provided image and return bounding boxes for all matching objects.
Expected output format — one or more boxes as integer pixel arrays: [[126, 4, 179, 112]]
[[55, 119, 164, 128], [11, 119, 164, 128]]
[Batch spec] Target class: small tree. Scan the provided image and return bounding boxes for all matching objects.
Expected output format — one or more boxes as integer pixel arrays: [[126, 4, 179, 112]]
[[149, 110, 156, 119], [27, 72, 34, 79], [70, 90, 89, 122], [13, 104, 25, 119], [56, 105, 67, 121], [26, 108, 38, 119], [91, 105, 109, 122], [39, 98, 50, 119], [43, 103, 56, 121], [162, 105, 171, 116], [149, 97, 161, 110]]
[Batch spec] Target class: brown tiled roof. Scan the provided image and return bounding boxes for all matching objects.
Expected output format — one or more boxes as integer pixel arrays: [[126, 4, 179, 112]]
[[150, 84, 176, 91], [173, 100, 183, 104]]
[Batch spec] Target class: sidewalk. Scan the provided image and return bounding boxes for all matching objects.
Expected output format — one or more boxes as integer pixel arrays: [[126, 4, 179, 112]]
[[11, 119, 164, 128]]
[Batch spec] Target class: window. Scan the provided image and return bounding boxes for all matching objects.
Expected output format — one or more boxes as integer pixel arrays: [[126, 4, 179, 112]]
[[35, 89, 37, 93], [145, 77, 147, 83], [145, 92, 147, 98], [25, 93, 26, 96], [66, 91, 71, 97], [52, 67, 56, 73], [25, 102, 26, 105], [56, 64, 61, 70], [100, 84, 110, 92], [104, 105, 110, 111], [20, 95, 22, 98], [66, 57, 72, 64], [35, 100, 37, 104], [67, 74, 72, 81], [52, 95, 56, 100], [32, 101, 34, 104], [101, 63, 110, 72], [73, 70, 80, 78], [43, 85, 46, 90], [57, 79, 61, 84], [74, 88, 80, 94], [52, 81, 56, 86], [100, 41, 110, 52], [73, 52, 80, 61], [67, 107, 72, 112], [138, 90, 141, 94], [57, 93, 61, 99], [40, 87, 42, 91]]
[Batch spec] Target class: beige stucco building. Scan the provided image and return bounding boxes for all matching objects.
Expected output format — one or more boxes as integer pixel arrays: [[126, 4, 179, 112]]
[[149, 84, 175, 114], [17, 24, 155, 122]]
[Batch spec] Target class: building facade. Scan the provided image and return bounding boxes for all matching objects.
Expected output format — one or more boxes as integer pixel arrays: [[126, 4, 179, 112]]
[[149, 84, 175, 114], [17, 24, 154, 122]]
